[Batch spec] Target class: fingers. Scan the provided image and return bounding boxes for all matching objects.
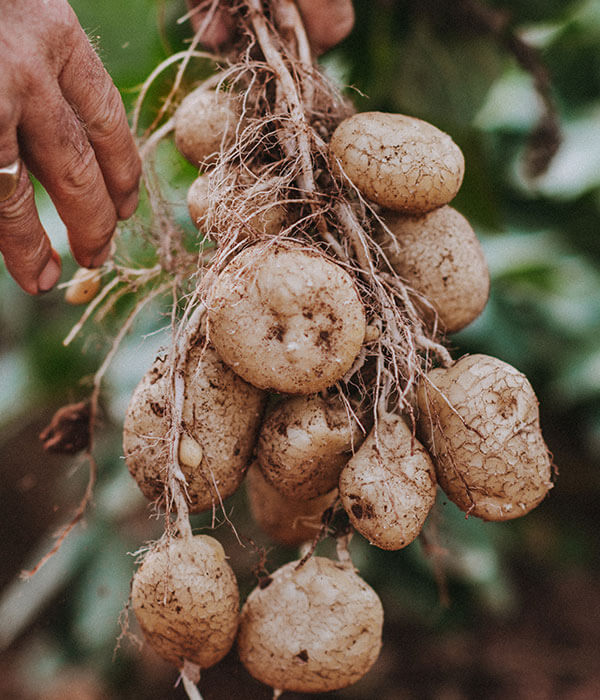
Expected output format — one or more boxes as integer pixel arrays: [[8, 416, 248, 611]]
[[0, 156, 61, 295], [59, 26, 141, 220], [18, 82, 118, 269], [297, 0, 354, 53]]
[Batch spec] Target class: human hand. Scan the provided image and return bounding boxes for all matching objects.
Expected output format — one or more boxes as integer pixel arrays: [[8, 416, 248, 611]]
[[0, 0, 141, 295], [187, 0, 354, 55]]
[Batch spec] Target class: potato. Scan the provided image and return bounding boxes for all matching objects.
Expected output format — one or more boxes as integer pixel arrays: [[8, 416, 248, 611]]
[[207, 243, 366, 394], [187, 174, 210, 229], [131, 535, 239, 669], [237, 556, 383, 693], [339, 412, 436, 550], [417, 354, 553, 521], [174, 88, 240, 167], [64, 268, 102, 305], [257, 394, 363, 500], [123, 341, 265, 513], [329, 112, 464, 214], [378, 206, 490, 333], [246, 463, 334, 546]]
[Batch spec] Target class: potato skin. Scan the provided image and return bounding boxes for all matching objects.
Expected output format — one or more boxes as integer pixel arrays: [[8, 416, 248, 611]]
[[257, 394, 363, 500], [123, 342, 265, 513], [246, 463, 334, 546], [238, 557, 383, 693], [174, 88, 239, 167], [340, 412, 436, 550], [378, 206, 490, 333], [187, 175, 210, 229], [208, 243, 366, 394], [131, 535, 239, 669], [330, 112, 464, 214], [417, 354, 553, 521]]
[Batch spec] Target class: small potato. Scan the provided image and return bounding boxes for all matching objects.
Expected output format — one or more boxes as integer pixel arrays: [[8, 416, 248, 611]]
[[378, 206, 490, 333], [174, 88, 240, 167], [246, 463, 334, 546], [257, 394, 363, 500], [64, 268, 102, 305], [187, 175, 210, 229], [330, 112, 464, 214], [417, 354, 553, 521], [340, 412, 436, 550], [131, 535, 239, 669], [238, 556, 383, 693], [208, 243, 366, 394], [123, 341, 265, 513]]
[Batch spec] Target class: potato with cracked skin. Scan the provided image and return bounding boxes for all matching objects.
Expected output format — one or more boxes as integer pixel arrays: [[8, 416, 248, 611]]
[[245, 463, 335, 546], [377, 205, 490, 333], [131, 535, 239, 669], [417, 354, 553, 521], [207, 242, 366, 394], [123, 340, 266, 513], [237, 556, 383, 693], [257, 393, 364, 500], [339, 412, 437, 550], [174, 87, 240, 168], [329, 112, 464, 214]]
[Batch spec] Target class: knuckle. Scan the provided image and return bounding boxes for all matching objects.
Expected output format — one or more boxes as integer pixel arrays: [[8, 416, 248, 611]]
[[58, 146, 98, 194]]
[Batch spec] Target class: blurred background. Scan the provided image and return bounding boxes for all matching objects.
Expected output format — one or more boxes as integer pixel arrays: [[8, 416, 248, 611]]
[[1, 0, 599, 697]]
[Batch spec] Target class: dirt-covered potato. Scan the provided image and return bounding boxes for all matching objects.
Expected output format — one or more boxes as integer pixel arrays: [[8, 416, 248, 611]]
[[330, 112, 464, 214], [246, 463, 334, 546], [187, 174, 210, 229], [131, 535, 239, 669], [339, 412, 436, 550], [257, 394, 363, 500], [378, 206, 490, 333], [417, 354, 553, 521], [174, 88, 240, 167], [207, 243, 366, 394], [123, 341, 265, 513], [238, 556, 383, 693]]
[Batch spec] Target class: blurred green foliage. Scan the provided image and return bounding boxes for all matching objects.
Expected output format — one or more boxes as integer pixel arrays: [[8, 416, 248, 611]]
[[1, 0, 599, 697]]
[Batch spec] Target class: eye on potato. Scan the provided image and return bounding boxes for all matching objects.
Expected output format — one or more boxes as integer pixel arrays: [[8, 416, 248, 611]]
[[207, 242, 366, 394], [237, 556, 383, 693], [417, 354, 553, 521], [123, 341, 265, 513], [340, 412, 437, 550], [329, 112, 464, 214], [131, 535, 239, 669]]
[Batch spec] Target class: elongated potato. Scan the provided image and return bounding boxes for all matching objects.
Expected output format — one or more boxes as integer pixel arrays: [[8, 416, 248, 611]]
[[175, 88, 240, 167], [257, 394, 363, 500], [246, 463, 334, 546], [417, 354, 553, 520], [330, 112, 464, 213], [208, 243, 366, 394], [131, 535, 239, 669], [378, 206, 490, 333], [187, 174, 210, 229], [123, 341, 265, 513], [238, 557, 383, 693], [340, 412, 436, 550]]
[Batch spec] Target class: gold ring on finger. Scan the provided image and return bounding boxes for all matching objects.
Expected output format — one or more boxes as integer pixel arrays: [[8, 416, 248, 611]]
[[0, 159, 22, 202]]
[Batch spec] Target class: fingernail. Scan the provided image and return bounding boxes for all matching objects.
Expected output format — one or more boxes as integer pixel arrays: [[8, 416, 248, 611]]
[[90, 241, 112, 268], [118, 190, 139, 220], [38, 251, 62, 293]]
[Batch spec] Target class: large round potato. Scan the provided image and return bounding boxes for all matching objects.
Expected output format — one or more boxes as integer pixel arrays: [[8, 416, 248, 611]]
[[238, 556, 383, 693], [123, 341, 265, 513], [131, 535, 239, 669], [340, 412, 436, 550], [417, 354, 553, 520], [378, 206, 489, 333], [330, 112, 464, 213], [257, 394, 363, 500], [207, 243, 366, 394]]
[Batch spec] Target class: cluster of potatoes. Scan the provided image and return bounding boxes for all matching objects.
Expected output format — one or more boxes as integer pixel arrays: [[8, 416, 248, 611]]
[[122, 88, 554, 694]]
